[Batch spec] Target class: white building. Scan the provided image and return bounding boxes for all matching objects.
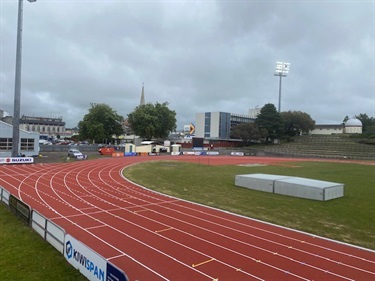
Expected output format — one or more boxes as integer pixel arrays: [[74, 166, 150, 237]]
[[0, 121, 39, 157], [248, 107, 261, 118], [310, 118, 363, 135], [344, 118, 362, 134], [309, 124, 344, 135]]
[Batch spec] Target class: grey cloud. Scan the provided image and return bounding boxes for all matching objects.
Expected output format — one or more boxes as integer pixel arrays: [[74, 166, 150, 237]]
[[1, 0, 373, 130]]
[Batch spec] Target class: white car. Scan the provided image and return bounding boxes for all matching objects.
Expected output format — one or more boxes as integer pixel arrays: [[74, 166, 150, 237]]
[[68, 149, 84, 159], [39, 139, 53, 145]]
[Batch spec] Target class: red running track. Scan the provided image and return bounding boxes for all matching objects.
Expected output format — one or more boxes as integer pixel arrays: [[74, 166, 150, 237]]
[[1, 155, 375, 281]]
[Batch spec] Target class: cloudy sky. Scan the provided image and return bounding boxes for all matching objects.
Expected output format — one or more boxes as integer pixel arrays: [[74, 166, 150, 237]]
[[1, 0, 374, 130]]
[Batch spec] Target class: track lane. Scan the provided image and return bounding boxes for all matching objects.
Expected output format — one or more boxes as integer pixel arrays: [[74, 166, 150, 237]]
[[1, 156, 375, 281]]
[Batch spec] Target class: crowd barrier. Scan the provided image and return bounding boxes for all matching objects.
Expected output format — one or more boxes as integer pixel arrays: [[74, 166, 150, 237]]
[[0, 185, 128, 281]]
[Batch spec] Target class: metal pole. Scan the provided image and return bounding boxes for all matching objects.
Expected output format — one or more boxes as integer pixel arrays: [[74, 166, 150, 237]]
[[11, 0, 24, 157], [278, 75, 282, 113]]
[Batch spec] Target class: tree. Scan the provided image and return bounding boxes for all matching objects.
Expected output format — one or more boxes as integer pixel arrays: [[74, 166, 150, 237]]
[[255, 103, 283, 143], [281, 111, 316, 137], [355, 113, 375, 134], [78, 103, 124, 143], [230, 123, 267, 145], [127, 102, 176, 140]]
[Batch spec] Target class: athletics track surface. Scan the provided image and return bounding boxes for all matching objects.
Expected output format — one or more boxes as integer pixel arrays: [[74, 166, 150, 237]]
[[1, 155, 375, 281]]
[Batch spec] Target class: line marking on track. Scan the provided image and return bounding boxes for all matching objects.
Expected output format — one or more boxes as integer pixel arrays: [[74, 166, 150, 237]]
[[155, 227, 173, 233], [86, 224, 106, 230], [133, 209, 151, 214], [192, 258, 215, 268]]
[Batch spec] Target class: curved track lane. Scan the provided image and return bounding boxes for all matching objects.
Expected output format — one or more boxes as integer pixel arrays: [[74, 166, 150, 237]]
[[1, 156, 375, 281]]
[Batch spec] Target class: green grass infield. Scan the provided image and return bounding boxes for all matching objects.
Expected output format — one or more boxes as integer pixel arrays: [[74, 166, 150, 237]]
[[123, 160, 375, 250]]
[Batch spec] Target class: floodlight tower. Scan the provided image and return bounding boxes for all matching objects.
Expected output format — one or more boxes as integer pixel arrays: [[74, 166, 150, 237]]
[[11, 0, 37, 157], [274, 61, 290, 113]]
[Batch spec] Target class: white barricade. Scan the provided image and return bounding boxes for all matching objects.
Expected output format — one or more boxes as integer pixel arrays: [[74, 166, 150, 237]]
[[31, 210, 65, 254], [0, 186, 10, 205]]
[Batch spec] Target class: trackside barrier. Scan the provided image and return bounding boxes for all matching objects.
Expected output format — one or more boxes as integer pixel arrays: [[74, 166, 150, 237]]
[[182, 151, 220, 156], [2, 187, 129, 281], [31, 210, 65, 254], [0, 157, 34, 164], [231, 152, 244, 156], [64, 234, 128, 281], [9, 194, 31, 224], [0, 186, 10, 205]]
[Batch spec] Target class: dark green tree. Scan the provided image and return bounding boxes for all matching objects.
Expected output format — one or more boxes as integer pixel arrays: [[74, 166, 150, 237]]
[[255, 103, 283, 143], [127, 102, 176, 140], [281, 111, 316, 137], [230, 122, 267, 145], [78, 103, 124, 143], [355, 113, 375, 134]]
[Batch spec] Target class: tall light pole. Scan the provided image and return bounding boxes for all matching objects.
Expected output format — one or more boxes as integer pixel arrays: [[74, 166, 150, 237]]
[[274, 61, 290, 113], [11, 0, 36, 157]]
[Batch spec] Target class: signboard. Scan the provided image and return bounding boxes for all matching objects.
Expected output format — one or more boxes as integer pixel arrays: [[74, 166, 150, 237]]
[[64, 234, 128, 281], [0, 157, 34, 164]]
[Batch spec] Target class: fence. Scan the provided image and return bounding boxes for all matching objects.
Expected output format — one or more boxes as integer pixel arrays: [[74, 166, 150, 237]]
[[0, 185, 128, 281]]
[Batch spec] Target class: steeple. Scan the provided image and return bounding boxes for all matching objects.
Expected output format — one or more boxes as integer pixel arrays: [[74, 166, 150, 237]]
[[140, 83, 145, 106]]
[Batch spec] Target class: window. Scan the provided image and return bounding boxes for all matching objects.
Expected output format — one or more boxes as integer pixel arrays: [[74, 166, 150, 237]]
[[20, 138, 35, 151], [0, 138, 12, 151]]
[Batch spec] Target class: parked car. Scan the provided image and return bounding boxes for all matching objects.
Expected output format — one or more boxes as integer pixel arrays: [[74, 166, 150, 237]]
[[39, 139, 53, 145], [68, 149, 84, 159]]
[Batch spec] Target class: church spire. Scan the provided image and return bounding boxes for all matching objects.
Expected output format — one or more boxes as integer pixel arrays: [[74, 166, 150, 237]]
[[140, 83, 145, 106]]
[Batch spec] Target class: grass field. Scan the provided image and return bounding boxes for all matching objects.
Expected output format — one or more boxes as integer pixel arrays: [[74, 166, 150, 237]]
[[123, 160, 375, 250], [0, 205, 87, 281]]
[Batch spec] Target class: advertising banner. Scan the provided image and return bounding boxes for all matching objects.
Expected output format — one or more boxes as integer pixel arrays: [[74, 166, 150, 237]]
[[64, 234, 128, 281], [65, 234, 107, 281], [0, 157, 34, 164]]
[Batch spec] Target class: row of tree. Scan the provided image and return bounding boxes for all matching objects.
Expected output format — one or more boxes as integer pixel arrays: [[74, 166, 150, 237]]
[[230, 103, 316, 145], [77, 102, 374, 145], [78, 102, 176, 143]]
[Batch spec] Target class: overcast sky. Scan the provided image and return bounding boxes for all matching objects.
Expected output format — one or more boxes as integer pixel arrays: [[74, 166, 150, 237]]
[[1, 0, 374, 130]]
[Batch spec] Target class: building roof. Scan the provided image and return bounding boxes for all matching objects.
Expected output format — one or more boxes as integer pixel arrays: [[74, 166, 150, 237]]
[[345, 118, 362, 127]]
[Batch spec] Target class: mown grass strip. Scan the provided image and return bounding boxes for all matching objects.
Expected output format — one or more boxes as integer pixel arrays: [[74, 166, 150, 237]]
[[0, 204, 86, 281], [123, 160, 375, 250]]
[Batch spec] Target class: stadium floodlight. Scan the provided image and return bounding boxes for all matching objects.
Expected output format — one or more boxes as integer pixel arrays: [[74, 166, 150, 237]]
[[11, 0, 36, 157], [274, 61, 290, 112]]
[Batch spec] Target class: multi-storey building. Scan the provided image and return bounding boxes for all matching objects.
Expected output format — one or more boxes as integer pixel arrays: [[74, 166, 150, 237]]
[[20, 115, 66, 136], [195, 112, 255, 139]]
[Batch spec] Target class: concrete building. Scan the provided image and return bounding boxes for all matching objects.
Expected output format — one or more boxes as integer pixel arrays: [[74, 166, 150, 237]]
[[0, 120, 39, 157], [2, 115, 66, 138], [248, 107, 261, 118], [310, 118, 362, 135], [309, 124, 344, 135], [195, 112, 255, 139], [344, 118, 362, 134]]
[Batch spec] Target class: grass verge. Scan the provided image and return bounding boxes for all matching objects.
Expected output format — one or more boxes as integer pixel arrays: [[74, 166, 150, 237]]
[[0, 204, 86, 281], [123, 160, 375, 250]]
